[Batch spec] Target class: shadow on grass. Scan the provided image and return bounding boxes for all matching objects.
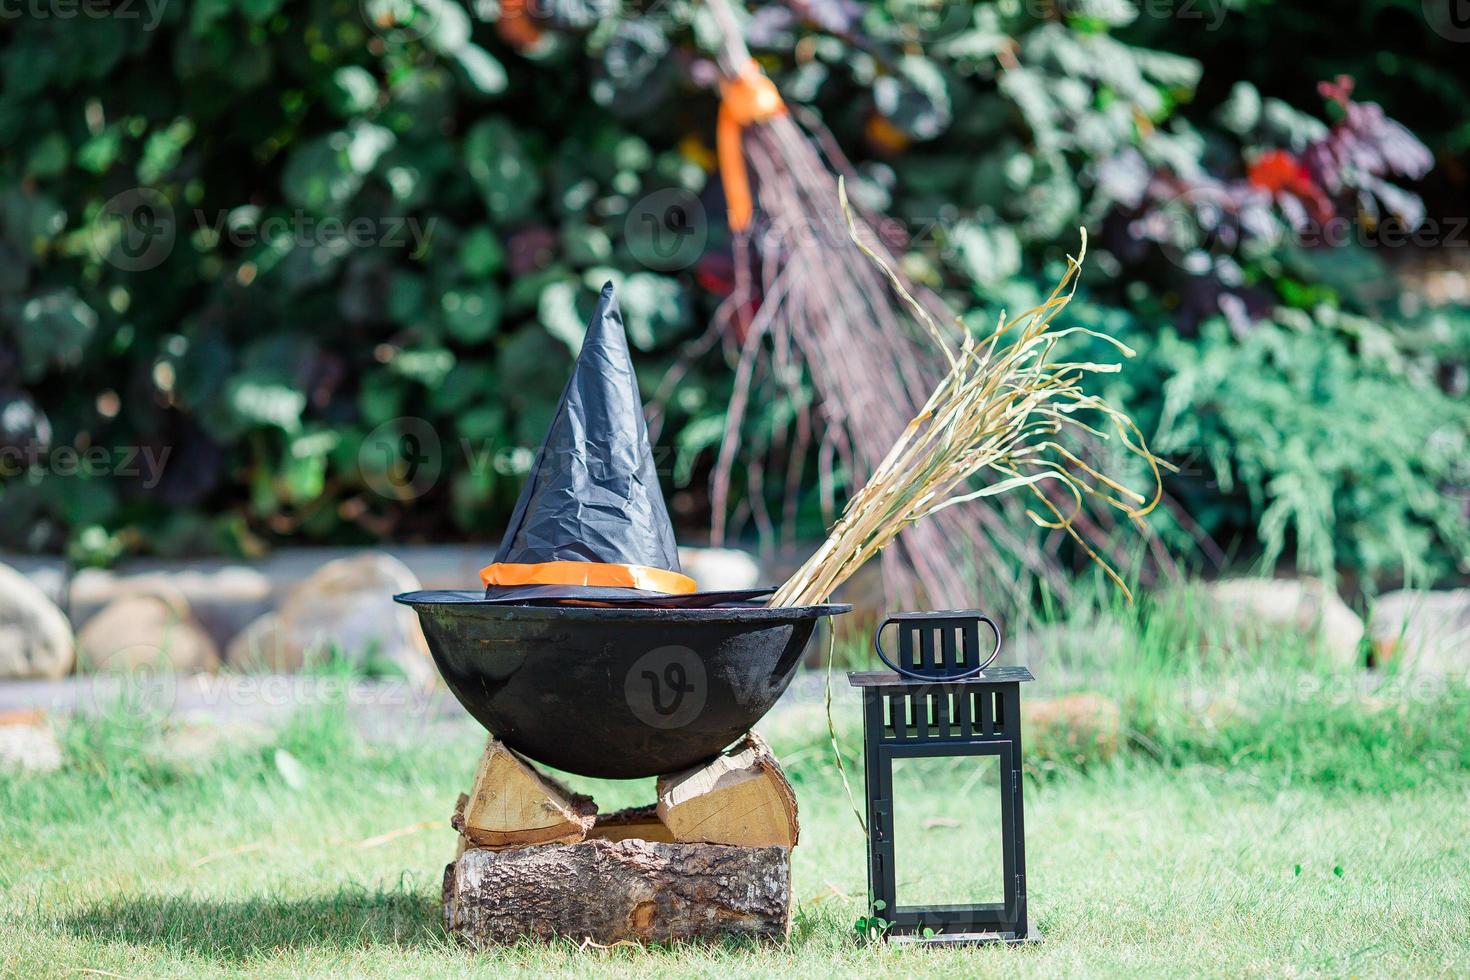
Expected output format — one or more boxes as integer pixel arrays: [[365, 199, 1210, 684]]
[[59, 887, 446, 961]]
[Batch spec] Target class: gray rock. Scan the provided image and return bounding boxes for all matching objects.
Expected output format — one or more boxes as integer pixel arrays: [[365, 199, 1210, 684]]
[[224, 612, 299, 672], [333, 544, 484, 591], [677, 546, 760, 591], [0, 562, 76, 679], [1202, 577, 1365, 668], [155, 720, 273, 765], [1023, 692, 1123, 764], [0, 712, 63, 774], [276, 553, 436, 686], [0, 555, 68, 606], [1369, 589, 1470, 678], [76, 591, 222, 673], [70, 564, 273, 654]]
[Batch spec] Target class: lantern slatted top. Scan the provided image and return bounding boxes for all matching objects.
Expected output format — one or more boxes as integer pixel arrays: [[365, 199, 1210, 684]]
[[848, 666, 1033, 744]]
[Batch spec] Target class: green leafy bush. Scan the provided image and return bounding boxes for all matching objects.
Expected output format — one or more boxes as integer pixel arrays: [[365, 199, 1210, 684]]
[[0, 1, 1464, 591], [1151, 314, 1470, 583]]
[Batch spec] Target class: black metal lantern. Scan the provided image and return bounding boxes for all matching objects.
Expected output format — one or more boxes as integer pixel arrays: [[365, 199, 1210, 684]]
[[848, 610, 1034, 944]]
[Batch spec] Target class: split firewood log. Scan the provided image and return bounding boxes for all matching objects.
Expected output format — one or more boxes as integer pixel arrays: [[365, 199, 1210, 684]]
[[655, 732, 798, 848], [452, 736, 596, 848], [587, 804, 676, 844]]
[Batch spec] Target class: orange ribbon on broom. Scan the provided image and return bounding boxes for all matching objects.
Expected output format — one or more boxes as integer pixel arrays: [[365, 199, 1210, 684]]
[[718, 60, 787, 232]]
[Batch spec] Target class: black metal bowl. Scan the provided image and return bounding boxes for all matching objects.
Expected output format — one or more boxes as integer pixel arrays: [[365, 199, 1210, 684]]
[[396, 592, 850, 778]]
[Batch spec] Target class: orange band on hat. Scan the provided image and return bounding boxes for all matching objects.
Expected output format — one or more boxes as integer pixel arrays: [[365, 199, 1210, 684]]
[[480, 561, 696, 595], [718, 61, 786, 232]]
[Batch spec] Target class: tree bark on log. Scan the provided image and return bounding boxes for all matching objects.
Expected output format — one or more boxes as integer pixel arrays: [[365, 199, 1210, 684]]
[[444, 839, 791, 945]]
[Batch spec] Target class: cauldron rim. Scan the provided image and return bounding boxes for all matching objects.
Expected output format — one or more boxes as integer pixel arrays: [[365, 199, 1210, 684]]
[[395, 591, 850, 622]]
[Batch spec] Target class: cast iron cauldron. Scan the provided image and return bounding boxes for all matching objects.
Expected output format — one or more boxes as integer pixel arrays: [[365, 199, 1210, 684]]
[[396, 593, 849, 778]]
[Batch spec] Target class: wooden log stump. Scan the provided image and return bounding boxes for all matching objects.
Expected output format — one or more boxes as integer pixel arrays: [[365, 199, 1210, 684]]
[[656, 732, 798, 848], [444, 839, 791, 945]]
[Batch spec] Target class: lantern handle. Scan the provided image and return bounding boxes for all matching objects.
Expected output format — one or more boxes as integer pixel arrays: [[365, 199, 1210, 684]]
[[873, 612, 1002, 680]]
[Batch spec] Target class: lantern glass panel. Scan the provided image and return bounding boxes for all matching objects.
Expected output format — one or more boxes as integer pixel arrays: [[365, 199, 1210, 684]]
[[891, 754, 1004, 906]]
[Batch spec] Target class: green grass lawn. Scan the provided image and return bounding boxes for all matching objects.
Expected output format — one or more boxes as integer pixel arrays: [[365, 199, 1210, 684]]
[[4, 662, 1469, 978]]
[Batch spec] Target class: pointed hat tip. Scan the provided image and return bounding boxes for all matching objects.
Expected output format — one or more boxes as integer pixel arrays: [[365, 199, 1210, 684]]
[[593, 279, 620, 319], [587, 280, 622, 341]]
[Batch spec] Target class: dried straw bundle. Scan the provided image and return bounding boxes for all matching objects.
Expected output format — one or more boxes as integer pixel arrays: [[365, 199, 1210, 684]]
[[769, 183, 1163, 608]]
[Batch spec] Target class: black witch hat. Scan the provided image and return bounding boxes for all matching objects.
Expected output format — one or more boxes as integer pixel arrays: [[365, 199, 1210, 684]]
[[404, 282, 772, 608]]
